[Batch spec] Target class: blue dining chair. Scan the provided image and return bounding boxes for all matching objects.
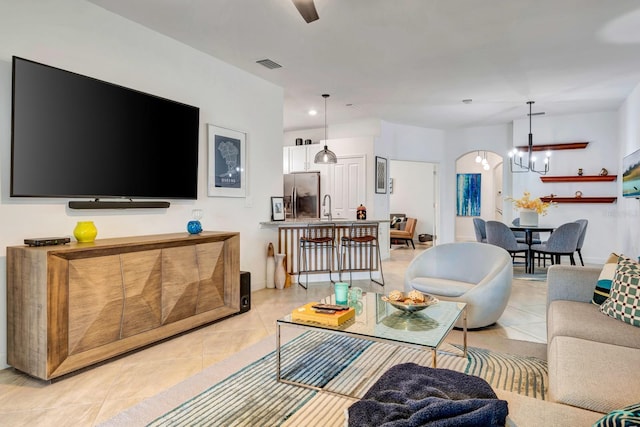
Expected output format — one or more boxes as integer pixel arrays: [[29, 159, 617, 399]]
[[529, 222, 581, 273], [473, 218, 487, 243], [485, 221, 529, 270]]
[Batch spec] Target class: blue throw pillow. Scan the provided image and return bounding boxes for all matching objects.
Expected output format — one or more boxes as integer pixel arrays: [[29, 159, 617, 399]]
[[593, 402, 640, 426]]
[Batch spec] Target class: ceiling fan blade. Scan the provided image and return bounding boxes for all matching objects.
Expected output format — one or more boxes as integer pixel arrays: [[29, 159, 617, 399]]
[[292, 0, 319, 23]]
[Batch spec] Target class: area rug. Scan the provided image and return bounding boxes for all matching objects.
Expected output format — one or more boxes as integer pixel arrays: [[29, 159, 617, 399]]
[[105, 331, 547, 426], [513, 265, 549, 281]]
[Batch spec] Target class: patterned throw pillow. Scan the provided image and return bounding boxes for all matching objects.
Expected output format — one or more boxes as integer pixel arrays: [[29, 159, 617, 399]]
[[592, 253, 620, 305], [593, 402, 640, 426], [600, 255, 640, 327]]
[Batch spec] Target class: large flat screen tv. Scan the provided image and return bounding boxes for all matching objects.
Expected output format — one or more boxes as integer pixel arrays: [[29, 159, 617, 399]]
[[11, 57, 199, 207]]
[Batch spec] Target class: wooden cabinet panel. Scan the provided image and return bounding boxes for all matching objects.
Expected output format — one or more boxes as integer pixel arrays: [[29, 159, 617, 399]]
[[194, 242, 225, 314], [162, 245, 201, 324], [7, 232, 240, 380], [68, 255, 123, 354], [121, 250, 162, 338]]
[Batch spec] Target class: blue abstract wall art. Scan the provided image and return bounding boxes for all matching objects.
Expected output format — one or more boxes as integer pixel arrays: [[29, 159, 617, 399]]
[[456, 173, 481, 216]]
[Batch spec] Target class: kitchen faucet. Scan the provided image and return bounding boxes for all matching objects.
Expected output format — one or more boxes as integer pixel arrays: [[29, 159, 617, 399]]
[[322, 194, 332, 221]]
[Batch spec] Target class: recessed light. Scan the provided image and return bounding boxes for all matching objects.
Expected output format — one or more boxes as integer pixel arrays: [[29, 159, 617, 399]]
[[308, 109, 317, 116]]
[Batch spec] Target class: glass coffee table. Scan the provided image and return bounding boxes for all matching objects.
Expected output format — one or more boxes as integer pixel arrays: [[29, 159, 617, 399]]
[[276, 292, 467, 394]]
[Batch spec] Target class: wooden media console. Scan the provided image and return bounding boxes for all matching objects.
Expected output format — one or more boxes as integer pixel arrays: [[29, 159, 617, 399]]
[[6, 231, 240, 380]]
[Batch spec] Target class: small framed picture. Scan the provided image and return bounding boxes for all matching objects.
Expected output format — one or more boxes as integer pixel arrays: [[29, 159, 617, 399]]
[[271, 196, 285, 221], [375, 156, 388, 194], [208, 124, 247, 198]]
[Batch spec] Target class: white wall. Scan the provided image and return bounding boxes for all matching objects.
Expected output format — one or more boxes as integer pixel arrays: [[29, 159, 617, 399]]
[[510, 111, 619, 264], [0, 0, 283, 369], [617, 82, 640, 258]]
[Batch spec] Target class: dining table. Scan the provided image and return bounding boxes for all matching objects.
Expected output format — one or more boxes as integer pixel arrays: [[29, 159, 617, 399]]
[[509, 224, 555, 274]]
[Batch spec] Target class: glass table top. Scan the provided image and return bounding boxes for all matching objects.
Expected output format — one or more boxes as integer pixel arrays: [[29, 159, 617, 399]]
[[278, 292, 466, 350]]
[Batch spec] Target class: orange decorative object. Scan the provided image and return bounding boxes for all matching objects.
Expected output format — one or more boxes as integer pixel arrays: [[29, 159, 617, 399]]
[[357, 204, 367, 220]]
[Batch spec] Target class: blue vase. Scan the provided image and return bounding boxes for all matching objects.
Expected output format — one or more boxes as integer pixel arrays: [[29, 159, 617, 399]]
[[187, 220, 202, 235]]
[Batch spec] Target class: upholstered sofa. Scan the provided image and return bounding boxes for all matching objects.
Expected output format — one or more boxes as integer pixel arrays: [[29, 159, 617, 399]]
[[546, 265, 640, 413], [404, 242, 513, 328]]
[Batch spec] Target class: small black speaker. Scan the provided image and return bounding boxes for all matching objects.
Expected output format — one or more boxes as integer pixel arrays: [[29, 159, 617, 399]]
[[240, 271, 251, 313]]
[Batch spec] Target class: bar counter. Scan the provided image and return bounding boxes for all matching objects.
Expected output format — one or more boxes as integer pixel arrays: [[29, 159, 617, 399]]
[[260, 219, 390, 280]]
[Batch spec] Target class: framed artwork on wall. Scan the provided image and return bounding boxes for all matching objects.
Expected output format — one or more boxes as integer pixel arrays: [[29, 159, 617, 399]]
[[623, 147, 640, 198], [375, 156, 388, 194], [456, 173, 481, 216], [208, 124, 247, 197], [271, 196, 285, 221]]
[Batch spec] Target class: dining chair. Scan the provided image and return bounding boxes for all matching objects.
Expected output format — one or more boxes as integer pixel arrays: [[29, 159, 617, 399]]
[[485, 221, 529, 269], [473, 218, 487, 243], [529, 222, 581, 273], [574, 219, 589, 266]]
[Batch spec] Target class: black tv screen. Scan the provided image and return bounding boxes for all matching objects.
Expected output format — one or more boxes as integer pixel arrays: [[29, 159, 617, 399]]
[[11, 56, 199, 200]]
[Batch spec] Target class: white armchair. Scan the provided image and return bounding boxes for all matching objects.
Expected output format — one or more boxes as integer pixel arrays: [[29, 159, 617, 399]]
[[404, 242, 513, 328]]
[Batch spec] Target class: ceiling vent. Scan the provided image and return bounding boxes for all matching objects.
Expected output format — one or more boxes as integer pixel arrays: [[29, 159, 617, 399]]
[[256, 59, 282, 69]]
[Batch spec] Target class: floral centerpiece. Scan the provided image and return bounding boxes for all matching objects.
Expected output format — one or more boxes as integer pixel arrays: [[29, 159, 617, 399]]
[[507, 192, 555, 226], [507, 191, 554, 215]]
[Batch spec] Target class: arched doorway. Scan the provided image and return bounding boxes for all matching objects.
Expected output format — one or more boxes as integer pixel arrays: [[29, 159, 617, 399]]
[[455, 151, 503, 241]]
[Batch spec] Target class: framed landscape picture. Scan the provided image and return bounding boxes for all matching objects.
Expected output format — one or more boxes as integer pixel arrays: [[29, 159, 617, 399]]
[[623, 147, 640, 198], [375, 156, 388, 194], [208, 124, 247, 197]]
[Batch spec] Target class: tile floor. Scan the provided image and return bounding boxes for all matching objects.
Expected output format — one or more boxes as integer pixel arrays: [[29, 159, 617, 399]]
[[0, 244, 547, 426]]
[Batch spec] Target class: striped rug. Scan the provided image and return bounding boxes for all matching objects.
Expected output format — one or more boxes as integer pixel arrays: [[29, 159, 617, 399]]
[[147, 331, 547, 426]]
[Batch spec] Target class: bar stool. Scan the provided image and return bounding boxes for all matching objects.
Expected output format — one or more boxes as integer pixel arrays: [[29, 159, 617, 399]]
[[297, 222, 338, 289], [339, 222, 385, 286]]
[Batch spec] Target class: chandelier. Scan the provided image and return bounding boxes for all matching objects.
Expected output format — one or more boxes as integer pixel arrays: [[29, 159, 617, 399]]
[[508, 101, 551, 174], [475, 151, 491, 170]]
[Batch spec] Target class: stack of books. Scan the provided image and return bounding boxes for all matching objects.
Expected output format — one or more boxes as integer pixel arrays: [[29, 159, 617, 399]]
[[291, 302, 355, 326]]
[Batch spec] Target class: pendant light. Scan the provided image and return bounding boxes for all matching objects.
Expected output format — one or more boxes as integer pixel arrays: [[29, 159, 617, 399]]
[[508, 101, 551, 174], [314, 93, 337, 164]]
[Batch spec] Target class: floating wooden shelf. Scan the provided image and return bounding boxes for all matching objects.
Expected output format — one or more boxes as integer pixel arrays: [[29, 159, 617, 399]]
[[540, 196, 617, 204], [540, 175, 617, 183], [515, 142, 589, 152]]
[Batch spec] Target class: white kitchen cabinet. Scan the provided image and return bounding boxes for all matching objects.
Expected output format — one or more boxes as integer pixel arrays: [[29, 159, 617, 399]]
[[284, 145, 324, 172]]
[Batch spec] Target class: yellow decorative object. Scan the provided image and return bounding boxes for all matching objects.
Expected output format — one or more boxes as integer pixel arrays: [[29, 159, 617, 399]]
[[507, 191, 555, 215], [291, 302, 355, 326], [73, 221, 98, 243]]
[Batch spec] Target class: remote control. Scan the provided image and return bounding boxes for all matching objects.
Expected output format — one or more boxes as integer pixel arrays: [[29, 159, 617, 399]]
[[313, 308, 336, 314], [312, 304, 349, 311]]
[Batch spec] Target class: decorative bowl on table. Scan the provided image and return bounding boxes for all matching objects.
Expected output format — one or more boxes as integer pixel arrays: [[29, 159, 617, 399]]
[[381, 291, 439, 313]]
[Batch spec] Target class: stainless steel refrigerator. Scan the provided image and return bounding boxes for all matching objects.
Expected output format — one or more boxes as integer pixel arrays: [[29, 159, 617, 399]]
[[284, 172, 320, 219]]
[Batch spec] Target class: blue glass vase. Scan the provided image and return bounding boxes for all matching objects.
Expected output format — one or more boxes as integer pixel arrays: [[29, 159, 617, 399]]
[[187, 220, 202, 235]]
